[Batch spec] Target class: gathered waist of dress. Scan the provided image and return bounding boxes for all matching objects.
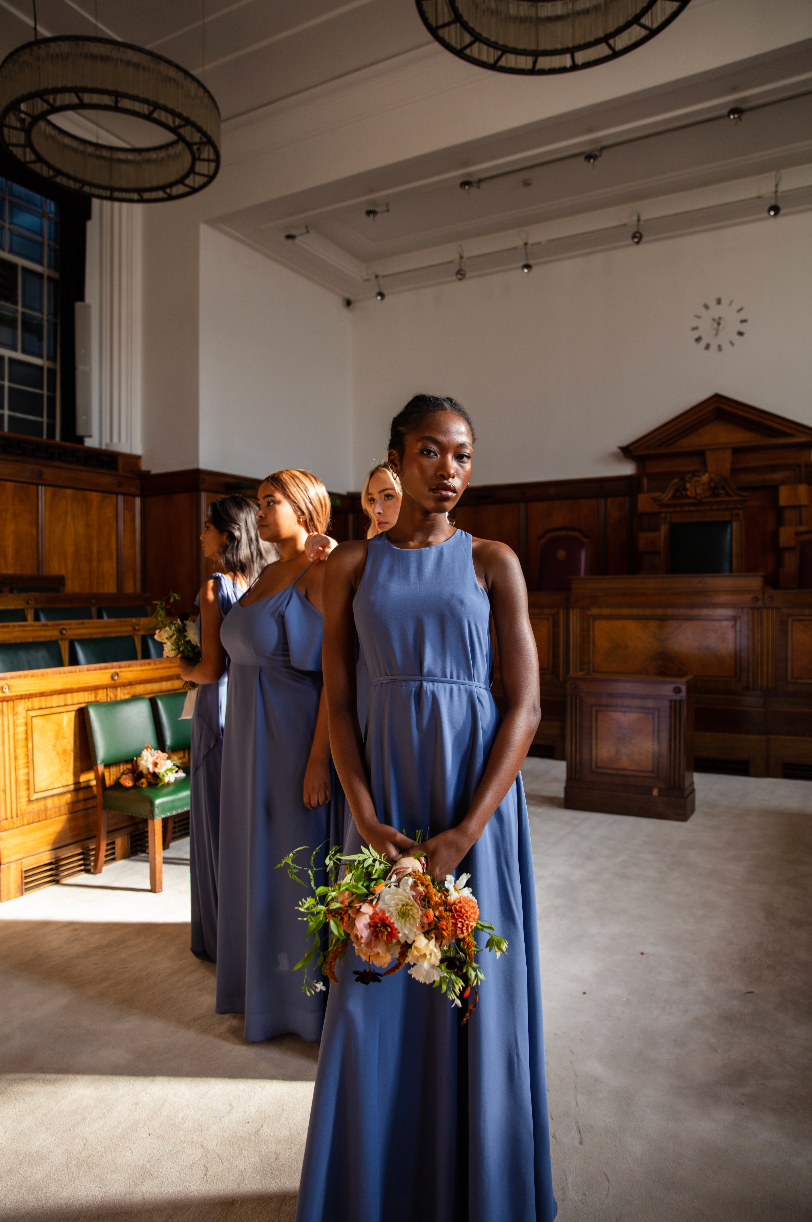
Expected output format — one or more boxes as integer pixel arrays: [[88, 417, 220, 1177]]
[[370, 674, 491, 693]]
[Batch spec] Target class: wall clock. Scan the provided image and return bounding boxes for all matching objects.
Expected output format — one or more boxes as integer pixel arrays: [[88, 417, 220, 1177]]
[[690, 298, 748, 352]]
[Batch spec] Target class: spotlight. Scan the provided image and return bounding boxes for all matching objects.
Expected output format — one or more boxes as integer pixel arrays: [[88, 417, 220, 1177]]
[[343, 298, 353, 309], [768, 203, 781, 217], [459, 179, 479, 191], [374, 275, 385, 301], [521, 241, 532, 273], [727, 106, 743, 123], [584, 151, 601, 165], [284, 225, 309, 243], [631, 213, 643, 244], [455, 250, 467, 281], [365, 204, 389, 220]]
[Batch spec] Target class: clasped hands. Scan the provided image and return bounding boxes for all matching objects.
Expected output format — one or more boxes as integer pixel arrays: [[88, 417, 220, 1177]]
[[360, 820, 475, 882]]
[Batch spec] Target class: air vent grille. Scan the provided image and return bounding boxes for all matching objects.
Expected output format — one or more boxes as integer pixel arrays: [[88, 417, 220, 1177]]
[[782, 762, 812, 781], [22, 840, 114, 894]]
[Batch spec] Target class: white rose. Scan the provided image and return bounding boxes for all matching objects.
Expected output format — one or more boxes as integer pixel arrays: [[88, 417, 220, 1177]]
[[407, 933, 442, 984], [377, 884, 421, 943]]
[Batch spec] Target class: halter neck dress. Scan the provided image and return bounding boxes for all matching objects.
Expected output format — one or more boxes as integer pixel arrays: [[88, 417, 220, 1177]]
[[189, 572, 241, 962], [216, 566, 344, 1042], [295, 530, 556, 1222]]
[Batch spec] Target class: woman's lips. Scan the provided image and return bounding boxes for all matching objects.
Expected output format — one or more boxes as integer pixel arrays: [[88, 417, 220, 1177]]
[[431, 485, 456, 499]]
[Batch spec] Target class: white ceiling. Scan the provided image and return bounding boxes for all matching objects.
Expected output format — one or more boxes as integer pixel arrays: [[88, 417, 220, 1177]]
[[0, 0, 433, 120]]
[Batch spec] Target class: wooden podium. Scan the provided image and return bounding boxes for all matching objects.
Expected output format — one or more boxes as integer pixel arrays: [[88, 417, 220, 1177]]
[[565, 674, 695, 821]]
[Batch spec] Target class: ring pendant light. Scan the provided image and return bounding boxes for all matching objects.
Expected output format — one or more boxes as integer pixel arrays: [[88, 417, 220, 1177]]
[[0, 35, 220, 201], [416, 0, 693, 75]]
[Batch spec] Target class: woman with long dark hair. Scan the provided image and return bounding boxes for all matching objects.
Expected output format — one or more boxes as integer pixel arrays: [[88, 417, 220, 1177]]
[[295, 397, 556, 1222], [179, 495, 272, 963]]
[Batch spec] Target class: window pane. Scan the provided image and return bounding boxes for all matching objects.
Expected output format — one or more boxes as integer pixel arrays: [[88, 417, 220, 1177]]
[[8, 413, 44, 437], [9, 359, 43, 389], [0, 306, 16, 350], [0, 229, 5, 252], [0, 198, 5, 222], [46, 366, 56, 393], [47, 245, 58, 271], [9, 231, 43, 264], [21, 313, 43, 356], [45, 417, 56, 439], [48, 218, 59, 244], [10, 203, 45, 237], [0, 354, 5, 379], [9, 385, 44, 417], [46, 278, 58, 317], [0, 257, 17, 304], [9, 183, 44, 208], [47, 393, 56, 421], [46, 320, 57, 361], [46, 198, 57, 216], [22, 269, 43, 313]]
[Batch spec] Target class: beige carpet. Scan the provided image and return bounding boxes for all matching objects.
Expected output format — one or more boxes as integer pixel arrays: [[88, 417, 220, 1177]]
[[1, 761, 810, 1220]]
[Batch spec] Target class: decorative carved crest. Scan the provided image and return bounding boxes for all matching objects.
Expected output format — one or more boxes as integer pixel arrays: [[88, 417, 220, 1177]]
[[654, 469, 747, 511]]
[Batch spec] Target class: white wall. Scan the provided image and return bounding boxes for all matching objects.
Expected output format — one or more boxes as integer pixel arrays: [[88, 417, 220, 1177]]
[[199, 226, 352, 489], [350, 211, 812, 486]]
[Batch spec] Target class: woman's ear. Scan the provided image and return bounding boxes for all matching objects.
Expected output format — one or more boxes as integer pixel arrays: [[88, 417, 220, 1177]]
[[387, 449, 400, 475]]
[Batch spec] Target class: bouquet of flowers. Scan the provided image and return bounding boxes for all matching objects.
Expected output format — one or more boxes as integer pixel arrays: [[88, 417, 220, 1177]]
[[149, 593, 201, 689], [278, 842, 508, 1024], [118, 745, 185, 788]]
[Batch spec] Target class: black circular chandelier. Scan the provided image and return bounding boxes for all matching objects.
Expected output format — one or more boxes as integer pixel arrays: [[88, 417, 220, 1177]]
[[415, 0, 694, 75], [0, 36, 220, 202]]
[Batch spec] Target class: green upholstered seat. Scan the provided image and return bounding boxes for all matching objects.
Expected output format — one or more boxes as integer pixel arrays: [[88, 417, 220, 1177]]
[[99, 605, 149, 619], [0, 609, 27, 623], [100, 775, 191, 820], [142, 634, 163, 659], [85, 696, 157, 766], [0, 640, 63, 672], [69, 636, 138, 665], [35, 606, 93, 620], [151, 691, 193, 752]]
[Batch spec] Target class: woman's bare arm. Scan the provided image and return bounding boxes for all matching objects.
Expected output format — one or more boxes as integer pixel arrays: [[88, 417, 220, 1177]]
[[322, 542, 415, 860], [178, 578, 228, 686], [421, 540, 540, 880]]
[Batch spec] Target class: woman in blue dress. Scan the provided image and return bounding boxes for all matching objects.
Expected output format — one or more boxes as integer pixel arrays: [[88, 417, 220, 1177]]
[[296, 396, 557, 1222], [216, 469, 343, 1042], [178, 495, 270, 963]]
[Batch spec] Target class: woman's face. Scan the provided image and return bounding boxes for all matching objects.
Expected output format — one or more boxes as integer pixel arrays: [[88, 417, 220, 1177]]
[[389, 410, 473, 515], [366, 470, 401, 533], [255, 481, 302, 543], [200, 519, 229, 561]]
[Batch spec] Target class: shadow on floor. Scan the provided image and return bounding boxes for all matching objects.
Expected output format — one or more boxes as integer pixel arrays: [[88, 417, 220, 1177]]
[[4, 1195, 298, 1222]]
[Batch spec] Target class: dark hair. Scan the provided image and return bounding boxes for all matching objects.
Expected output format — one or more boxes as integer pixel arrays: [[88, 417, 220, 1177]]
[[387, 394, 476, 459], [207, 495, 272, 585]]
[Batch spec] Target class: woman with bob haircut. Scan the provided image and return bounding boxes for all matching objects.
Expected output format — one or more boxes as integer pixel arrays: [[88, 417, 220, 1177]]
[[295, 397, 556, 1221], [215, 469, 343, 1043], [179, 495, 272, 964]]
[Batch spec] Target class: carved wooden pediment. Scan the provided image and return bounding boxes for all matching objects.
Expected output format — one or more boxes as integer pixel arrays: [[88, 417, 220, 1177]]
[[621, 394, 812, 459], [654, 469, 747, 511]]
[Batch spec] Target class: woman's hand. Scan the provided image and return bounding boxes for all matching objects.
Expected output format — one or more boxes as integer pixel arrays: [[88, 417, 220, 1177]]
[[359, 821, 417, 863], [303, 757, 332, 809], [305, 534, 338, 563], [420, 827, 475, 882], [177, 658, 193, 682]]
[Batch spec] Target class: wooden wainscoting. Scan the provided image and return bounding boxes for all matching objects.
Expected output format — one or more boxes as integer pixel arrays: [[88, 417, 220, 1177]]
[[0, 657, 184, 901]]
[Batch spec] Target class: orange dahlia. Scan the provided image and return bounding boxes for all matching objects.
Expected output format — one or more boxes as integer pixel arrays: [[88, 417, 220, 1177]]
[[450, 895, 479, 938]]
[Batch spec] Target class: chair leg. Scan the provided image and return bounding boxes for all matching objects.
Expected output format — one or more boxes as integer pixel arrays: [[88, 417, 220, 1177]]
[[148, 820, 163, 893], [162, 816, 174, 850], [92, 766, 107, 875]]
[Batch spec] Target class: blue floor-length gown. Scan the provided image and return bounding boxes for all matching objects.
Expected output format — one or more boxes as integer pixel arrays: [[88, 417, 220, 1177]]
[[189, 572, 240, 962], [216, 571, 343, 1042], [295, 530, 557, 1222]]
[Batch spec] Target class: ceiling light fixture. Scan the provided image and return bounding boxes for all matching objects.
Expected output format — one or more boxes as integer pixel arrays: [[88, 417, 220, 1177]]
[[284, 225, 310, 242], [0, 32, 220, 201], [455, 249, 467, 281], [459, 179, 479, 192], [375, 275, 386, 301], [365, 204, 390, 220], [521, 241, 533, 273], [584, 151, 601, 165], [727, 106, 744, 123], [768, 173, 781, 217], [631, 214, 643, 244], [416, 0, 693, 75]]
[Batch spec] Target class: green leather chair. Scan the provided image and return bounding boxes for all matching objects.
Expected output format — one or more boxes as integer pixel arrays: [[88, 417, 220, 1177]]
[[83, 696, 191, 892], [142, 634, 164, 659], [69, 636, 138, 666], [0, 640, 63, 672], [151, 690, 193, 753], [36, 606, 93, 621], [99, 605, 149, 619], [0, 609, 27, 623]]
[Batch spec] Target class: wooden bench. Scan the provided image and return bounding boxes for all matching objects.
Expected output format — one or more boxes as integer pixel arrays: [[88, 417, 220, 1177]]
[[0, 618, 162, 667], [0, 592, 152, 622]]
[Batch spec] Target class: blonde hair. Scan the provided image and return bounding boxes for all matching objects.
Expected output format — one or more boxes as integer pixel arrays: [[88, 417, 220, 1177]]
[[361, 462, 402, 540], [262, 469, 331, 535]]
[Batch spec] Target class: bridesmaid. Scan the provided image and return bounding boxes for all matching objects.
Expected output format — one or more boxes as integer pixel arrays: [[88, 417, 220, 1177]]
[[216, 469, 342, 1043], [296, 396, 557, 1221], [178, 496, 270, 963], [361, 461, 401, 538]]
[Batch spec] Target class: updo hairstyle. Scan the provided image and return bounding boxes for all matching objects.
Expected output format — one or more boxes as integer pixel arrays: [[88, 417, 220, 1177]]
[[387, 394, 476, 460], [207, 495, 273, 585], [262, 469, 331, 536], [361, 462, 402, 538]]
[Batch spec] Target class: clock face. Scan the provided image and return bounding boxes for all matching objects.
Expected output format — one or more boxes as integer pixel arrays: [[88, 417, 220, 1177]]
[[690, 298, 748, 352]]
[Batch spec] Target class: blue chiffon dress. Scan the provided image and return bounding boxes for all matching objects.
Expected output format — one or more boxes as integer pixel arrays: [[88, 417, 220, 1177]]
[[295, 530, 557, 1222], [216, 571, 344, 1042], [189, 572, 240, 962]]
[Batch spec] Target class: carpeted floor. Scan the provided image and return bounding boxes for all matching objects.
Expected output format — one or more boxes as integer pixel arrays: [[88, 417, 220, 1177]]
[[1, 760, 810, 1221]]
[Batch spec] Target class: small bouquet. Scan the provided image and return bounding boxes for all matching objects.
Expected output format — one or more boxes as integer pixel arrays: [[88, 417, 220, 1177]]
[[119, 745, 185, 789], [278, 842, 508, 1024], [149, 593, 201, 689]]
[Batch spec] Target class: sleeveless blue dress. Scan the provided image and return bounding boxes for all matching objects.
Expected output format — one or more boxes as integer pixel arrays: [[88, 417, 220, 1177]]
[[189, 572, 240, 962], [216, 571, 344, 1042], [295, 531, 557, 1222]]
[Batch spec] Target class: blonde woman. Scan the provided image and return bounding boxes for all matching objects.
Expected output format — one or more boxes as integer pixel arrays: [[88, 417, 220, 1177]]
[[361, 461, 402, 537], [216, 470, 343, 1043]]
